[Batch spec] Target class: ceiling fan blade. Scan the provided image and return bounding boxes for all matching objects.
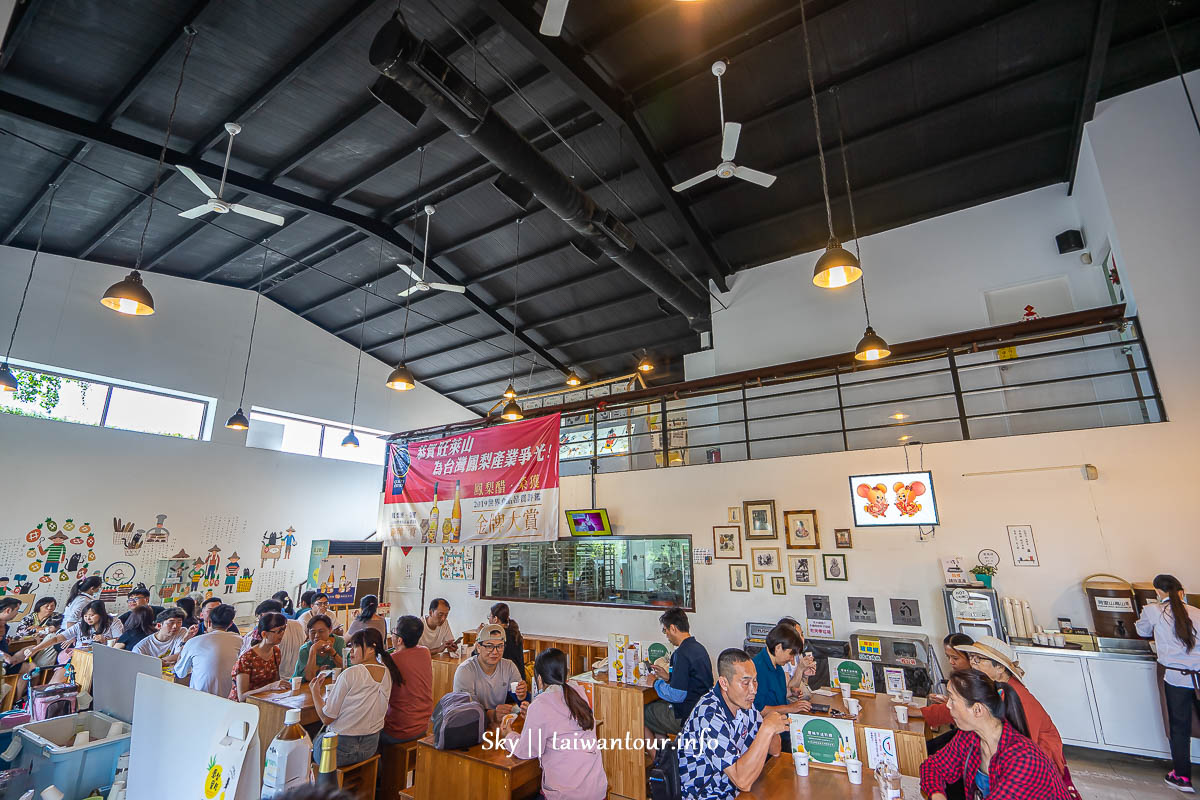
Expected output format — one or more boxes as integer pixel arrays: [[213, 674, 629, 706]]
[[178, 204, 212, 219], [175, 165, 216, 199], [397, 285, 425, 298], [721, 122, 742, 162], [539, 0, 569, 36], [395, 262, 422, 281], [733, 166, 777, 188], [427, 282, 466, 294], [672, 169, 719, 193], [230, 204, 285, 226]]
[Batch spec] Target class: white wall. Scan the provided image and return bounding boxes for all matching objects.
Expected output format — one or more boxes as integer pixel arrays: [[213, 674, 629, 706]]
[[0, 249, 467, 605], [427, 73, 1200, 674]]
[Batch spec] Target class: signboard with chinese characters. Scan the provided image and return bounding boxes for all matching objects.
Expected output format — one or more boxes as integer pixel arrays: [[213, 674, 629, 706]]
[[1007, 525, 1039, 566], [379, 414, 561, 546]]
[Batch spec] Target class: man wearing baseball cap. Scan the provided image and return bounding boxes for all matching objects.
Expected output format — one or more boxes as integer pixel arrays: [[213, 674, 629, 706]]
[[957, 636, 1071, 788], [453, 623, 528, 725]]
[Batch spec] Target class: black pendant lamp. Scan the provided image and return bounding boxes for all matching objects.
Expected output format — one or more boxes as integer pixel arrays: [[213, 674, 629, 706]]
[[799, 1, 862, 290], [500, 218, 525, 420], [102, 27, 196, 316], [344, 268, 374, 448], [226, 242, 268, 431], [564, 369, 582, 387], [830, 87, 890, 362], [387, 146, 427, 393], [2, 184, 61, 392]]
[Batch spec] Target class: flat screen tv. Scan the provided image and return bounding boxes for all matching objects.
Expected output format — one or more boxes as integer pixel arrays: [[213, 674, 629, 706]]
[[849, 471, 939, 527], [565, 508, 612, 536]]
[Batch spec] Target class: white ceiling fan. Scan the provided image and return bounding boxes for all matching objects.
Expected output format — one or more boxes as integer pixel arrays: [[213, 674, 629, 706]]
[[397, 205, 466, 297], [539, 0, 569, 36], [175, 122, 285, 225], [672, 61, 777, 193]]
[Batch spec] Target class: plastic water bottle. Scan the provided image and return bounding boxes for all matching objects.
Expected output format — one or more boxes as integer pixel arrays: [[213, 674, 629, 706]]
[[261, 709, 313, 799]]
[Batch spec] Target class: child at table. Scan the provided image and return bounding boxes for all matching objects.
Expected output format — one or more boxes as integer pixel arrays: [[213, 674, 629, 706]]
[[501, 648, 607, 800]]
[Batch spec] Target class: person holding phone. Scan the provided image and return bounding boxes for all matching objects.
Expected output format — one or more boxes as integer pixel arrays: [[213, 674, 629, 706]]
[[1136, 574, 1200, 793], [419, 598, 457, 655]]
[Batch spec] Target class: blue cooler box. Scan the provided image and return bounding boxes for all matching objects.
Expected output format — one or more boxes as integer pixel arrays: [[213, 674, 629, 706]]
[[12, 710, 131, 800]]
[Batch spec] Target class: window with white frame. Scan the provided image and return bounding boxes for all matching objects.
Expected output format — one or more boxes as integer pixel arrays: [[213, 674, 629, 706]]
[[0, 361, 212, 440], [247, 407, 389, 465]]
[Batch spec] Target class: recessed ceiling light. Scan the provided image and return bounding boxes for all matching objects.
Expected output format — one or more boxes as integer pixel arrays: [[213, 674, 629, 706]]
[[898, 435, 911, 442], [891, 412, 909, 420]]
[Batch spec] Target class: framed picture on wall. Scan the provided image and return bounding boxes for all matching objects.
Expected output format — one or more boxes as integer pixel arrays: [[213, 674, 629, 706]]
[[783, 510, 819, 549], [729, 564, 750, 592], [752, 574, 764, 589], [751, 547, 782, 572], [713, 526, 742, 559], [788, 555, 817, 586], [772, 576, 787, 595], [823, 553, 849, 581], [834, 528, 853, 549], [743, 500, 778, 539], [727, 507, 741, 523]]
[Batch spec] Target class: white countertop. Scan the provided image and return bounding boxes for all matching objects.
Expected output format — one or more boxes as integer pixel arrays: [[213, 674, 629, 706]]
[[1014, 643, 1155, 663]]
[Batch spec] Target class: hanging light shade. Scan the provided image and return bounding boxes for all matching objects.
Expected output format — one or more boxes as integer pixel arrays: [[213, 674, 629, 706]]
[[637, 354, 654, 373], [564, 369, 582, 387], [341, 429, 360, 448], [502, 383, 518, 399], [386, 363, 415, 391], [854, 326, 891, 362], [100, 270, 156, 316], [500, 399, 523, 421], [0, 363, 18, 392], [225, 407, 250, 430], [812, 239, 862, 289]]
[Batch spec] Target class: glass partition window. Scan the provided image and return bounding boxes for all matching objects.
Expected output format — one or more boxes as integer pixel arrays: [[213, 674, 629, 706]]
[[484, 535, 693, 611]]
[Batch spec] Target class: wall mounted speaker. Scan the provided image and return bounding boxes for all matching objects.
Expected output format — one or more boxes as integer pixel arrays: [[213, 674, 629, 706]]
[[1055, 229, 1084, 254]]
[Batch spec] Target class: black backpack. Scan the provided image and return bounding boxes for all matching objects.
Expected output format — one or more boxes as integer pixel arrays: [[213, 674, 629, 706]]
[[647, 737, 682, 800], [430, 691, 485, 750]]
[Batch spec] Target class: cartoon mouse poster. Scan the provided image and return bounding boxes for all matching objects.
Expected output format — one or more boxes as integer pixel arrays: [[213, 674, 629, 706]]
[[850, 472, 939, 526]]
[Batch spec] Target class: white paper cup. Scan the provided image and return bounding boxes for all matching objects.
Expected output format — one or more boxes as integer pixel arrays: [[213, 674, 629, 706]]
[[793, 751, 809, 776], [895, 705, 909, 724], [840, 684, 852, 701], [510, 681, 519, 695], [846, 758, 863, 784], [1053, 633, 1066, 647], [290, 677, 302, 692], [847, 698, 861, 716]]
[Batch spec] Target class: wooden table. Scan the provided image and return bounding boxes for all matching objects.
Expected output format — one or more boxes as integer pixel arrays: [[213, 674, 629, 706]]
[[810, 691, 927, 777], [246, 684, 320, 770], [570, 671, 659, 800], [737, 752, 882, 799], [409, 728, 541, 800]]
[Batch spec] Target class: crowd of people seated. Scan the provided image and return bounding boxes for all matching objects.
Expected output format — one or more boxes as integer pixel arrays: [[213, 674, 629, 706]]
[[6, 575, 1196, 800]]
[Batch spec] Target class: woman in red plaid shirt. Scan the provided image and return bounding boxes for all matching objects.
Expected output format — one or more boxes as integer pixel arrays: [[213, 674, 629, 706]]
[[920, 669, 1071, 800]]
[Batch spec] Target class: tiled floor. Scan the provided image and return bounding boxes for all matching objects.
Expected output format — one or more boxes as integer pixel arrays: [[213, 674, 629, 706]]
[[1066, 745, 1188, 799]]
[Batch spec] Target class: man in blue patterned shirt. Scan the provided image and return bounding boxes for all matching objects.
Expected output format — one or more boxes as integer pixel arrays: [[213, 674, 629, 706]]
[[677, 648, 787, 798]]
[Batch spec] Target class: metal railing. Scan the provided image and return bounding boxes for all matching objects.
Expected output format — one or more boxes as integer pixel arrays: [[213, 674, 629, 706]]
[[390, 305, 1164, 478]]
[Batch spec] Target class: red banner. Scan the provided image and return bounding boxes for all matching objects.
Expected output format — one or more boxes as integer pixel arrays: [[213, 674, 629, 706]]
[[378, 414, 561, 546]]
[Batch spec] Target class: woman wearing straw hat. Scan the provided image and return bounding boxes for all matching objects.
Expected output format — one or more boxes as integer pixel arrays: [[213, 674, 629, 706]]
[[956, 636, 1076, 796]]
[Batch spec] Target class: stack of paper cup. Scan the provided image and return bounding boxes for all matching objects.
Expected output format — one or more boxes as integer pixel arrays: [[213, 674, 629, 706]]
[[793, 751, 809, 776], [845, 758, 863, 784]]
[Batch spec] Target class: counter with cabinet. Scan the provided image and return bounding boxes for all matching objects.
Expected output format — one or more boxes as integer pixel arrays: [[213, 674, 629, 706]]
[[1015, 644, 1199, 761]]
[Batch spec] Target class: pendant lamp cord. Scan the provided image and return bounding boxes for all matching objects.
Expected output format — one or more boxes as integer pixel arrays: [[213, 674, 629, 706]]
[[1158, 1, 1200, 140], [4, 183, 60, 361], [799, 0, 836, 241], [509, 218, 523, 382], [399, 146, 425, 362], [351, 270, 373, 429], [134, 26, 197, 271], [239, 242, 267, 408], [832, 86, 871, 327]]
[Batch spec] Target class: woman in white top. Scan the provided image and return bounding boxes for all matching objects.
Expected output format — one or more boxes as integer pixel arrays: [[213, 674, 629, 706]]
[[62, 576, 103, 627], [23, 600, 122, 683], [1136, 573, 1200, 792], [310, 627, 400, 766]]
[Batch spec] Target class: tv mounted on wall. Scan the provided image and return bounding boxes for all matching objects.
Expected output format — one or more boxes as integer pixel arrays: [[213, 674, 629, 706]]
[[848, 471, 939, 527]]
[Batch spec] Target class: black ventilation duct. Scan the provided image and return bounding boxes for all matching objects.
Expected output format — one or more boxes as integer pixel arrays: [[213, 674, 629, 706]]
[[369, 17, 710, 330]]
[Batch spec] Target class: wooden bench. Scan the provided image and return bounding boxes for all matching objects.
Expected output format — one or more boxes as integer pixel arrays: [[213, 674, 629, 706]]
[[336, 753, 380, 800], [379, 739, 421, 797]]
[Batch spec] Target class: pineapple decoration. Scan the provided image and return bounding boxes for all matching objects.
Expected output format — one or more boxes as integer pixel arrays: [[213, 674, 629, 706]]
[[203, 755, 222, 799]]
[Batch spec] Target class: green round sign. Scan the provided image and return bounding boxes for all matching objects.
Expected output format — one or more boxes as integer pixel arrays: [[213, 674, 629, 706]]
[[647, 642, 668, 662], [799, 718, 843, 764], [837, 661, 865, 689]]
